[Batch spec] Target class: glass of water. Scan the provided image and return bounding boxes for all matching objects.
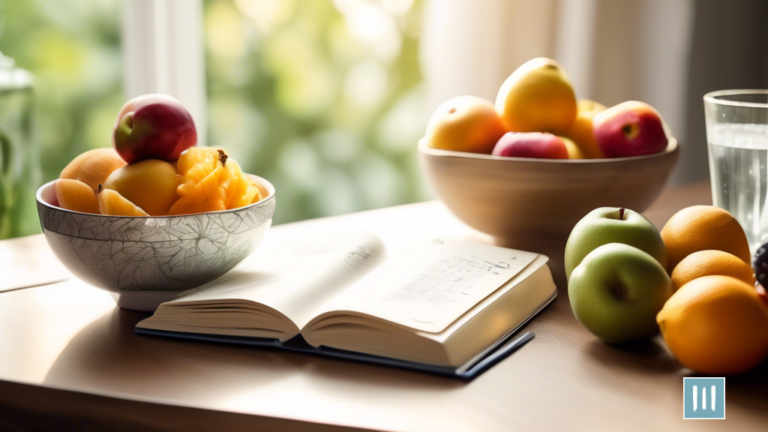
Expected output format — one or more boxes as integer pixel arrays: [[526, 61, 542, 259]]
[[704, 90, 768, 253]]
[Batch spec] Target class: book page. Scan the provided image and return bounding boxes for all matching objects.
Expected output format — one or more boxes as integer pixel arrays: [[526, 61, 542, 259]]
[[318, 238, 538, 333], [169, 229, 386, 328]]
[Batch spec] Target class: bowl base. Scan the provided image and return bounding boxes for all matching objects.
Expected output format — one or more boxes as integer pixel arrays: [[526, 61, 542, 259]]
[[111, 288, 203, 312]]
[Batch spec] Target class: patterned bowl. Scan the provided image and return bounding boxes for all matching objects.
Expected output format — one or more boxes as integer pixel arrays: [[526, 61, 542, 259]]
[[36, 175, 275, 311]]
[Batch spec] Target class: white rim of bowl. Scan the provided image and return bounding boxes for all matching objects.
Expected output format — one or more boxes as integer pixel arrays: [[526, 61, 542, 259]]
[[703, 89, 768, 110], [37, 173, 276, 218], [418, 137, 678, 164]]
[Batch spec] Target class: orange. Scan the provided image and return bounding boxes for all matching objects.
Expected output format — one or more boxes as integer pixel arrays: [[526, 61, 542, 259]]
[[55, 179, 99, 214], [97, 186, 149, 216], [660, 205, 751, 273], [425, 96, 507, 154], [104, 160, 181, 216], [670, 250, 755, 291], [60, 148, 127, 193], [169, 147, 262, 215], [657, 275, 768, 375]]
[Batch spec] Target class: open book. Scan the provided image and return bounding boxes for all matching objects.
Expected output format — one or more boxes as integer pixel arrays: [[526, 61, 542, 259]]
[[136, 230, 557, 379]]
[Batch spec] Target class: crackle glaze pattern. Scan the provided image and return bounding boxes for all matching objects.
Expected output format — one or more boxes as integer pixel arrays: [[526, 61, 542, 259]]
[[37, 185, 275, 293]]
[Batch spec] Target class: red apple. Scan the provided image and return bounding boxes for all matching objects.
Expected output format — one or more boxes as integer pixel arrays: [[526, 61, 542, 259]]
[[593, 101, 667, 158], [113, 94, 197, 164], [492, 132, 569, 159]]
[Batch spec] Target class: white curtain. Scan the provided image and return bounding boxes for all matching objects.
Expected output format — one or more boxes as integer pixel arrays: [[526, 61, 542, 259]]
[[421, 0, 696, 182]]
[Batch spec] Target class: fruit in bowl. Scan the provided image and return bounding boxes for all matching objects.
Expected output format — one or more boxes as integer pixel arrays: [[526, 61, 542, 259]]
[[424, 95, 507, 154], [423, 57, 671, 160], [593, 101, 668, 158], [36, 94, 275, 311], [113, 94, 197, 164], [418, 57, 678, 250], [492, 132, 569, 159], [495, 57, 577, 134]]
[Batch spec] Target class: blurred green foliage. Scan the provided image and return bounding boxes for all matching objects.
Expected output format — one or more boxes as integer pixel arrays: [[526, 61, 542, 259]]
[[0, 0, 123, 184], [0, 0, 429, 230], [204, 0, 431, 224]]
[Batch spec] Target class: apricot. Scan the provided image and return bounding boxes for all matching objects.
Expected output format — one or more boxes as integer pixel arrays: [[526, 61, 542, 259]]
[[60, 148, 127, 193], [54, 179, 99, 214], [103, 159, 181, 216], [495, 58, 577, 134], [424, 96, 507, 154], [97, 185, 149, 217], [657, 275, 768, 375], [661, 205, 751, 273]]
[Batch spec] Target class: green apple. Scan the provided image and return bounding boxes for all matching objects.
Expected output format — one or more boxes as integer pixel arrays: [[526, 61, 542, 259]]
[[564, 207, 666, 280], [568, 243, 672, 343]]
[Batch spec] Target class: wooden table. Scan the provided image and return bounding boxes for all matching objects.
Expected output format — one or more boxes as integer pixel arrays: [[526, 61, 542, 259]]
[[1, 182, 766, 431]]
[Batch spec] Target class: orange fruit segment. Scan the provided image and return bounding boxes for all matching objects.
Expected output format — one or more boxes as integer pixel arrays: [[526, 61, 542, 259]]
[[97, 185, 150, 217], [55, 179, 99, 214], [169, 147, 262, 215], [60, 148, 127, 193]]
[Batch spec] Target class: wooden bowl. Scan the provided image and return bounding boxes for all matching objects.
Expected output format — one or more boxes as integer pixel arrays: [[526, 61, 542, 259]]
[[419, 139, 680, 252]]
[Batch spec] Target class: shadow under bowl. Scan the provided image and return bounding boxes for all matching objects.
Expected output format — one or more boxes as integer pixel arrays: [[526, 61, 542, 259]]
[[419, 139, 680, 253], [36, 174, 276, 311]]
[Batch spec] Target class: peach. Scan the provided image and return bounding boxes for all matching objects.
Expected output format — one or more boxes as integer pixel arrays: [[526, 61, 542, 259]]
[[492, 132, 568, 159], [103, 159, 181, 216], [54, 179, 99, 214], [425, 96, 507, 154], [60, 148, 127, 193], [562, 100, 607, 159], [495, 58, 577, 134], [593, 101, 667, 158]]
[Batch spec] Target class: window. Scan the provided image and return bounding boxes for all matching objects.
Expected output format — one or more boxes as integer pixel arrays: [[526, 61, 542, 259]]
[[203, 0, 429, 224]]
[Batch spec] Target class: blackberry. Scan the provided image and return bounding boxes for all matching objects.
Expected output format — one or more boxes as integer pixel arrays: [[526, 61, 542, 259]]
[[753, 244, 768, 286]]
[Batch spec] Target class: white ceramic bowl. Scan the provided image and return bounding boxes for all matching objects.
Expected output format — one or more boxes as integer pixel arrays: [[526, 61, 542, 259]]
[[36, 175, 276, 311], [419, 139, 680, 252]]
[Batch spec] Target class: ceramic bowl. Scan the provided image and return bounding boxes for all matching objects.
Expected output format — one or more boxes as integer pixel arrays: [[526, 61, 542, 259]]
[[419, 139, 679, 252], [36, 175, 276, 311]]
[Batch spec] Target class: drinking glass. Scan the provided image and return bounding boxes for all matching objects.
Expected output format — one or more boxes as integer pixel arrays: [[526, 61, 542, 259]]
[[704, 90, 768, 253]]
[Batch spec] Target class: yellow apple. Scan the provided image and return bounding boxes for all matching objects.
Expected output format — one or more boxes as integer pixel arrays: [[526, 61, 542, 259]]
[[425, 96, 507, 154], [495, 58, 577, 134], [562, 99, 607, 159], [577, 99, 606, 115], [561, 136, 585, 159]]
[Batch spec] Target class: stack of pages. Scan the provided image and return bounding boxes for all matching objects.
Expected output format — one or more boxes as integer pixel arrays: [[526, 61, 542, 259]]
[[137, 230, 556, 379]]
